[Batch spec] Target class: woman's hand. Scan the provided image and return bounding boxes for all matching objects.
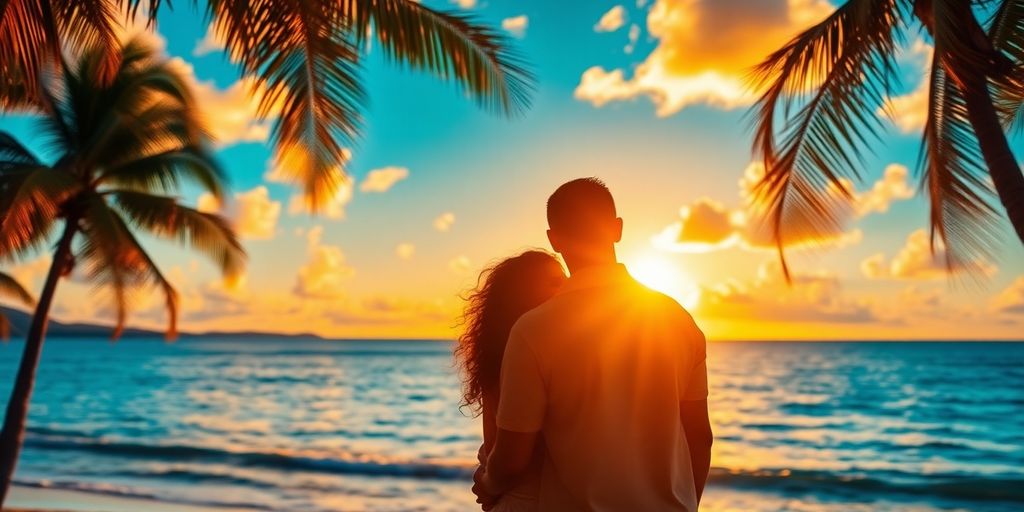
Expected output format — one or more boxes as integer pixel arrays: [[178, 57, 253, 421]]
[[472, 465, 499, 511]]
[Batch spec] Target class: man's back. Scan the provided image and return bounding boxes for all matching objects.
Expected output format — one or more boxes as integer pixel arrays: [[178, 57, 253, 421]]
[[497, 263, 708, 511]]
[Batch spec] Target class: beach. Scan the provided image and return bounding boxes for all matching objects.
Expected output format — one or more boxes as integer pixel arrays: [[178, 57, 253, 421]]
[[1, 338, 1021, 512]]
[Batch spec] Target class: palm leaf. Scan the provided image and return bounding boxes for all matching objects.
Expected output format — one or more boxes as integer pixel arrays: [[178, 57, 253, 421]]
[[920, 0, 1002, 275], [0, 130, 43, 168], [0, 0, 61, 105], [748, 0, 902, 280], [110, 190, 246, 278], [0, 271, 35, 306], [77, 192, 142, 339], [52, 0, 121, 84], [345, 0, 533, 115], [988, 0, 1024, 132], [0, 166, 80, 260], [208, 0, 363, 209], [97, 147, 227, 200]]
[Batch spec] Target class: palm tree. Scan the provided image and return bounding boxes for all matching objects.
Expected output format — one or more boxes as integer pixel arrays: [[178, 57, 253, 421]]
[[0, 272, 34, 339], [0, 0, 533, 209], [0, 36, 246, 504], [749, 0, 1024, 279]]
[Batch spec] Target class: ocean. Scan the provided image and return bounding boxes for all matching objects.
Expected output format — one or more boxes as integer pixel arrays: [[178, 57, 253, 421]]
[[0, 338, 1021, 511]]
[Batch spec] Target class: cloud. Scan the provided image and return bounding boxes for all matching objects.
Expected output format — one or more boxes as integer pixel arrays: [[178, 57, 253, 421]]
[[360, 166, 409, 193], [396, 243, 416, 260], [696, 260, 881, 324], [449, 255, 472, 274], [8, 256, 51, 292], [880, 40, 933, 133], [166, 58, 280, 147], [434, 212, 456, 232], [576, 0, 833, 115], [193, 24, 224, 57], [294, 226, 354, 298], [197, 186, 281, 240], [991, 276, 1024, 316], [861, 229, 999, 280], [451, 0, 476, 8], [502, 15, 529, 37], [596, 5, 627, 32], [284, 176, 354, 220], [625, 24, 641, 54], [656, 161, 912, 253]]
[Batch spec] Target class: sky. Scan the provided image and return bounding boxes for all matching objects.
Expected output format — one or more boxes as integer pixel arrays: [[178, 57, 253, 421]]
[[2, 0, 1023, 340]]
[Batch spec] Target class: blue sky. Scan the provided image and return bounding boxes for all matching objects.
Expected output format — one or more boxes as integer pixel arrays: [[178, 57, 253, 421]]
[[3, 0, 1023, 339]]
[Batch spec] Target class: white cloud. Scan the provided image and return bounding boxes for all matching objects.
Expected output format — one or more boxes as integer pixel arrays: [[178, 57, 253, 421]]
[[360, 166, 409, 193], [193, 24, 224, 57], [294, 226, 354, 298], [880, 40, 933, 133], [576, 0, 833, 115], [502, 15, 529, 37], [596, 5, 627, 32], [433, 212, 456, 232]]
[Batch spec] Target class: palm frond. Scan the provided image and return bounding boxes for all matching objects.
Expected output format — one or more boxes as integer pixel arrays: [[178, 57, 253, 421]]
[[0, 130, 43, 169], [0, 166, 80, 260], [111, 190, 246, 278], [919, 0, 1002, 275], [748, 0, 902, 280], [0, 271, 35, 306], [988, 0, 1024, 132], [97, 147, 227, 199], [345, 0, 533, 115], [0, 0, 61, 105], [77, 192, 140, 339], [108, 211, 179, 340], [52, 0, 121, 84], [208, 0, 363, 209]]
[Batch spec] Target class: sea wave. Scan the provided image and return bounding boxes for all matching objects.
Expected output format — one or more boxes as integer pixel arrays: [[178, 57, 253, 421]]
[[23, 428, 1024, 504], [12, 478, 275, 511]]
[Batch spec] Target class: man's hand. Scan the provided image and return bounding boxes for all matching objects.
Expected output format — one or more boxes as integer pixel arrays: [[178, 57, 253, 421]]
[[472, 465, 500, 511]]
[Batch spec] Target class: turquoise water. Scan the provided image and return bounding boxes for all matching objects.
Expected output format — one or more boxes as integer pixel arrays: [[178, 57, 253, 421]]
[[1, 338, 1022, 511]]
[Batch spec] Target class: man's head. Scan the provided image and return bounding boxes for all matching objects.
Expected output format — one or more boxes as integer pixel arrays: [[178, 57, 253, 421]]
[[546, 178, 622, 268]]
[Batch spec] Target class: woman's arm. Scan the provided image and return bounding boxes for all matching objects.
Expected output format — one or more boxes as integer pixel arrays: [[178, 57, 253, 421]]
[[479, 391, 498, 463]]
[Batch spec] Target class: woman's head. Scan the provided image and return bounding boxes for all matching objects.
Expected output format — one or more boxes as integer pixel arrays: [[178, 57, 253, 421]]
[[455, 250, 566, 414]]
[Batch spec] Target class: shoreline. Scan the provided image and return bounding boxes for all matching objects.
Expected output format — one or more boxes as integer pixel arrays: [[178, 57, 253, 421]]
[[5, 485, 259, 512]]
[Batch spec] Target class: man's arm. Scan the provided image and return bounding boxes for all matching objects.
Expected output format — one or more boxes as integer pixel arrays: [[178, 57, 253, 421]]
[[680, 399, 713, 503], [476, 428, 539, 495]]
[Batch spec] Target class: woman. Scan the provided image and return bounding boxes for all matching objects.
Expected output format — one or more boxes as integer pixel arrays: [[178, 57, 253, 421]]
[[455, 250, 567, 511]]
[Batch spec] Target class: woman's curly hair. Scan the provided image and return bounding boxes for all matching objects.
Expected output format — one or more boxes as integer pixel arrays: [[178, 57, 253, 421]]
[[454, 250, 566, 415]]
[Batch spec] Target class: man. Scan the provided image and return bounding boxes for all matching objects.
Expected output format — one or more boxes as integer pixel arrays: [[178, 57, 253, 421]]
[[473, 178, 712, 511]]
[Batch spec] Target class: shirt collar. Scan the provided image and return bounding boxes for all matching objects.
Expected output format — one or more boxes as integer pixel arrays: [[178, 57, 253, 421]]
[[558, 263, 632, 295]]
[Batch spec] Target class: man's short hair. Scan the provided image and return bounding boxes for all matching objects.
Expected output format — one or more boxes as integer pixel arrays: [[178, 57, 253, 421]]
[[546, 178, 617, 237]]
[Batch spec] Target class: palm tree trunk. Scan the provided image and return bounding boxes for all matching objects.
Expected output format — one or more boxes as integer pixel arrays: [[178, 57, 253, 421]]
[[0, 220, 76, 506], [957, 45, 1024, 245]]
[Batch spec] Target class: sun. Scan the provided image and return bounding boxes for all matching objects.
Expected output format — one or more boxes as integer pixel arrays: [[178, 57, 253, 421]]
[[626, 253, 700, 310]]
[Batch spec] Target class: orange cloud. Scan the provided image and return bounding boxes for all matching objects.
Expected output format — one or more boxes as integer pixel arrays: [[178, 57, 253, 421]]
[[502, 15, 528, 37], [360, 166, 409, 193], [197, 186, 281, 240], [861, 229, 999, 280], [656, 162, 911, 253], [576, 0, 833, 115], [595, 5, 627, 32], [396, 243, 416, 260], [294, 226, 354, 298], [991, 276, 1024, 316], [449, 255, 472, 274], [880, 40, 933, 133], [695, 261, 880, 324], [434, 212, 456, 232]]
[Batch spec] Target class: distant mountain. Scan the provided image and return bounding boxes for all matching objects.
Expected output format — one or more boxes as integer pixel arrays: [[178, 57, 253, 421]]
[[0, 306, 324, 340]]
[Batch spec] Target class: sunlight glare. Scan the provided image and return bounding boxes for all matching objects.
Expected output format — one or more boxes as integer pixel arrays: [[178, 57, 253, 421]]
[[627, 253, 700, 310]]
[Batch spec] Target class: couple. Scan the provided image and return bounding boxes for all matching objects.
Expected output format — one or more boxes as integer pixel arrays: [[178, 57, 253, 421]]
[[454, 178, 713, 511]]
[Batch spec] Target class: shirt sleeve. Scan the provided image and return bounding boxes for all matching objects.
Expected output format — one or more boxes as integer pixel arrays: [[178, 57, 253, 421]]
[[679, 316, 709, 401], [496, 326, 546, 432]]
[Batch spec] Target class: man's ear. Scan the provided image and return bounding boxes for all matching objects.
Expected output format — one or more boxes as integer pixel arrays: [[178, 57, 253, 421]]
[[612, 217, 623, 243]]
